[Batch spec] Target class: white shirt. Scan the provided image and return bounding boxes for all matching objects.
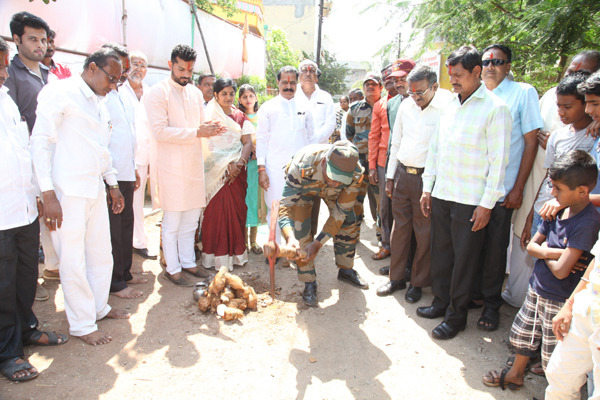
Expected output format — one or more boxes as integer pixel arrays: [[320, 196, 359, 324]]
[[106, 90, 137, 181], [539, 86, 565, 133], [31, 75, 118, 199], [121, 80, 151, 167], [387, 88, 454, 178], [0, 87, 38, 230], [296, 84, 335, 144], [256, 95, 315, 168]]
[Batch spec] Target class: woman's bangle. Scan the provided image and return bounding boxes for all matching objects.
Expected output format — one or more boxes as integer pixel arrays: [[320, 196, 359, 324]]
[[238, 157, 248, 166], [258, 167, 266, 172], [581, 277, 591, 283]]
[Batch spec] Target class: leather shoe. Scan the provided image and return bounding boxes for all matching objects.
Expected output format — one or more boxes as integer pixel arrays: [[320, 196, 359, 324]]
[[376, 280, 406, 296], [379, 266, 389, 276], [337, 269, 369, 289], [405, 285, 422, 303], [133, 247, 158, 260], [431, 321, 465, 340], [416, 306, 446, 319], [405, 267, 411, 283], [302, 281, 318, 307]]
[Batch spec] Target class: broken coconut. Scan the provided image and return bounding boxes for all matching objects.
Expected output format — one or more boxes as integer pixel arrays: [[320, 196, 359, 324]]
[[197, 267, 259, 317]]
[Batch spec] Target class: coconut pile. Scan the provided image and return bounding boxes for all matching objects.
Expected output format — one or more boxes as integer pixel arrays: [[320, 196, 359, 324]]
[[197, 266, 259, 321]]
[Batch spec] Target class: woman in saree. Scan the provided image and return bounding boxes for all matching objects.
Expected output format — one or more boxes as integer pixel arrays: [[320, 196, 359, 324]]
[[237, 84, 267, 255], [201, 78, 254, 270]]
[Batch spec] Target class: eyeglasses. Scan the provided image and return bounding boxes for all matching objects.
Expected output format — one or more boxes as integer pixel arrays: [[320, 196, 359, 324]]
[[408, 84, 433, 98], [98, 65, 120, 85], [482, 59, 509, 67]]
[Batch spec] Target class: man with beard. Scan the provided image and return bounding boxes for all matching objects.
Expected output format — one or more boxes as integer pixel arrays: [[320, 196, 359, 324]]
[[41, 30, 71, 80], [120, 50, 157, 260], [144, 44, 225, 286]]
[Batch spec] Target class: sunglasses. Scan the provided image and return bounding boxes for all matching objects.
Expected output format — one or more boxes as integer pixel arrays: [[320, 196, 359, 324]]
[[482, 59, 508, 67], [408, 84, 433, 98]]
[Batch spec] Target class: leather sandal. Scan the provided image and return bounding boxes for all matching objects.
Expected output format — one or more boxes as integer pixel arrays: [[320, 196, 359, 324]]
[[24, 330, 68, 346], [250, 242, 263, 255], [371, 248, 391, 260], [0, 358, 39, 382], [477, 307, 500, 331]]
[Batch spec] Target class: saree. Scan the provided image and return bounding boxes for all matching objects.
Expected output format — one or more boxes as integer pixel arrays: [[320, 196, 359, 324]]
[[244, 112, 267, 227], [201, 100, 254, 270]]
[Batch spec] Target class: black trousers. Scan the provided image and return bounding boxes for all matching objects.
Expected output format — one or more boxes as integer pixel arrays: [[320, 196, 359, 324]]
[[0, 219, 40, 363], [109, 181, 135, 293], [472, 203, 514, 311], [430, 198, 485, 327]]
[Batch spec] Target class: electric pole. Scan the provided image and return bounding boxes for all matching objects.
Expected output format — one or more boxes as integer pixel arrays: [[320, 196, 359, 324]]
[[397, 32, 401, 58], [316, 0, 324, 67]]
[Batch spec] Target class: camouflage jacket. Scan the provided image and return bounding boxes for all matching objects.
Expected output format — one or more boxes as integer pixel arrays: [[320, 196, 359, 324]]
[[279, 144, 364, 245], [345, 99, 374, 170]]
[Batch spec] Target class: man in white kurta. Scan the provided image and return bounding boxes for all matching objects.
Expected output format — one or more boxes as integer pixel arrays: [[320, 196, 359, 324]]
[[144, 44, 224, 286], [257, 66, 315, 245], [30, 49, 130, 346]]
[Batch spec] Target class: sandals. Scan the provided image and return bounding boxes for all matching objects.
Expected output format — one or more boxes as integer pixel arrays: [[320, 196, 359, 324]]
[[183, 267, 210, 278], [24, 330, 68, 346], [371, 248, 391, 260], [477, 307, 500, 331], [0, 357, 39, 382], [482, 368, 522, 390], [163, 272, 194, 287], [250, 242, 263, 255], [506, 354, 531, 372]]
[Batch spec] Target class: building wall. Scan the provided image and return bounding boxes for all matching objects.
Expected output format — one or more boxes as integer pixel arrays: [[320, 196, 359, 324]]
[[263, 0, 316, 56]]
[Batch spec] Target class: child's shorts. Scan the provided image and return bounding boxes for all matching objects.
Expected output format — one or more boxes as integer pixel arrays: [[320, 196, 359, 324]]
[[509, 285, 564, 370]]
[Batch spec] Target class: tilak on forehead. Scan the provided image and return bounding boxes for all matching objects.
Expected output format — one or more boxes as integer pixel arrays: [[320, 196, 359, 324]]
[[4, 53, 8, 66], [575, 62, 582, 71], [448, 65, 452, 74], [187, 61, 193, 71]]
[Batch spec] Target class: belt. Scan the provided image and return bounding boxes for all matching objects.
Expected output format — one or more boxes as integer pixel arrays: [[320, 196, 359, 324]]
[[399, 162, 424, 175]]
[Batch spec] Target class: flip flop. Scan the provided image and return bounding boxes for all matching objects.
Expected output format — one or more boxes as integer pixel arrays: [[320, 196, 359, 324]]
[[0, 357, 39, 382], [24, 330, 68, 346]]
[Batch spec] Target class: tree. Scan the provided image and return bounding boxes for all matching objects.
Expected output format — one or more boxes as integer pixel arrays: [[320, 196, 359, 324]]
[[265, 27, 302, 88], [195, 0, 239, 18], [369, 0, 600, 94], [302, 50, 351, 96]]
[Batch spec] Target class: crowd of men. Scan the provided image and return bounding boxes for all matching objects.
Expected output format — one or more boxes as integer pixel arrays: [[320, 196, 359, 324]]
[[3, 10, 600, 398]]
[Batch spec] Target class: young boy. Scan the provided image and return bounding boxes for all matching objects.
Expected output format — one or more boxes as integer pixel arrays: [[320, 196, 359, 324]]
[[545, 70, 600, 399], [483, 149, 600, 390]]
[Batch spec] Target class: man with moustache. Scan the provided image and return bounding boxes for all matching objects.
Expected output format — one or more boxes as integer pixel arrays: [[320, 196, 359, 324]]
[[196, 72, 216, 109], [120, 50, 157, 260], [145, 44, 225, 286], [31, 48, 131, 346], [42, 30, 71, 80], [470, 44, 543, 331], [368, 59, 415, 261], [257, 66, 315, 247], [418, 46, 511, 340], [339, 90, 363, 141], [5, 12, 57, 301], [295, 59, 336, 240]]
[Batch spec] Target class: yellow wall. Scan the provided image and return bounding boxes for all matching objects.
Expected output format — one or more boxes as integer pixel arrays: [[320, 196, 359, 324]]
[[263, 4, 315, 55]]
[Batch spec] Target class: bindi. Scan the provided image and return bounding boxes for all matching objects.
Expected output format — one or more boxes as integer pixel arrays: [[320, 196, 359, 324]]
[[4, 53, 8, 66], [448, 66, 452, 75]]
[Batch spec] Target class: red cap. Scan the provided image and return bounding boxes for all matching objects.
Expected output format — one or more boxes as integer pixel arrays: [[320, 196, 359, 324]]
[[390, 58, 416, 78]]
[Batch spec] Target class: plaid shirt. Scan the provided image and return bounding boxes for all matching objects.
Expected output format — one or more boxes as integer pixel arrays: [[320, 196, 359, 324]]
[[422, 84, 512, 209]]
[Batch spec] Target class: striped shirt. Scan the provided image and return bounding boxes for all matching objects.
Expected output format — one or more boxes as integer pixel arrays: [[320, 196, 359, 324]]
[[422, 84, 512, 209]]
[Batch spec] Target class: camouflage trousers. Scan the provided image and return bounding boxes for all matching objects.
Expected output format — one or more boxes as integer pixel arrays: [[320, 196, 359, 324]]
[[355, 177, 381, 240], [291, 198, 359, 283]]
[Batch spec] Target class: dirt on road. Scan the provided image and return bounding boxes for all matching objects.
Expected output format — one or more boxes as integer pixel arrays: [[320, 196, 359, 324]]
[[1, 205, 550, 400]]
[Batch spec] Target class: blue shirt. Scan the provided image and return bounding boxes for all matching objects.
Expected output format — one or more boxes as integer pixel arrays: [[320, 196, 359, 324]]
[[492, 78, 544, 200], [530, 202, 600, 302]]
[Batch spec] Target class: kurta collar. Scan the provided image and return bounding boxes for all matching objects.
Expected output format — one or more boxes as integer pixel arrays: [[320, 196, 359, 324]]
[[75, 75, 97, 100]]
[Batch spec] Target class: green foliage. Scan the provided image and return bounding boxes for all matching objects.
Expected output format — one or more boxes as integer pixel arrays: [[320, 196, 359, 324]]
[[195, 0, 239, 18], [301, 50, 351, 96], [236, 75, 274, 106], [265, 27, 302, 88], [369, 0, 600, 93]]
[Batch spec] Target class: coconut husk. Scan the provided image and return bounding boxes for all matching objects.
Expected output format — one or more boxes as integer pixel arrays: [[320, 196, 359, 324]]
[[228, 298, 247, 310], [223, 307, 244, 321], [225, 273, 246, 291], [209, 267, 228, 295], [197, 296, 211, 312], [247, 286, 258, 310]]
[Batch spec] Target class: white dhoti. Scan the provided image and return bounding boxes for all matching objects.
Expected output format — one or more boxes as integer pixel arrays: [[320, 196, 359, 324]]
[[40, 220, 59, 271], [264, 164, 286, 244], [162, 208, 202, 275], [502, 233, 535, 308], [51, 182, 113, 336], [132, 163, 152, 249]]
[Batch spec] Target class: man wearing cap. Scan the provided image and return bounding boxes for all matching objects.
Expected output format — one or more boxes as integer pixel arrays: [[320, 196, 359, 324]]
[[368, 61, 415, 261], [279, 141, 366, 307], [346, 72, 383, 239], [295, 59, 336, 241]]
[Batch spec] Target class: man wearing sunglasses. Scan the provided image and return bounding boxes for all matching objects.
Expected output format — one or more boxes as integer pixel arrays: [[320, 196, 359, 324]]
[[100, 43, 146, 300], [468, 44, 544, 332]]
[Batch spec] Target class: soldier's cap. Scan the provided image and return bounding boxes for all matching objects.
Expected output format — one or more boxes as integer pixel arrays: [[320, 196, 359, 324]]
[[363, 71, 383, 86], [381, 64, 393, 81], [390, 58, 416, 78], [326, 140, 359, 185]]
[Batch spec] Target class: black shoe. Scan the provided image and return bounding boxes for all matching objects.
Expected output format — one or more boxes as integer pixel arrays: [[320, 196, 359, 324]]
[[416, 306, 446, 319], [431, 321, 466, 340], [405, 267, 411, 283], [379, 266, 390, 276], [405, 285, 422, 303], [302, 281, 318, 307], [133, 248, 158, 260], [376, 280, 406, 296], [337, 269, 369, 289]]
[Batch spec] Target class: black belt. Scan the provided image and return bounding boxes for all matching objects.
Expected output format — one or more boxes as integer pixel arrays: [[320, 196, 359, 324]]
[[399, 162, 424, 175]]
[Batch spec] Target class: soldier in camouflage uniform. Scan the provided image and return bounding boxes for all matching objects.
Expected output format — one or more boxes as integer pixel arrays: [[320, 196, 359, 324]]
[[278, 140, 368, 307], [346, 72, 383, 240]]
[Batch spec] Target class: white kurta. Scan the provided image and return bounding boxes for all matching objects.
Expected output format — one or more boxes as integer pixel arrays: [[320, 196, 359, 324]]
[[296, 84, 336, 144]]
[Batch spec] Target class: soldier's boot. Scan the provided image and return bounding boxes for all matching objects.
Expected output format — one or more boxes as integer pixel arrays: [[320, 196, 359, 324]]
[[337, 268, 369, 289], [302, 281, 318, 307]]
